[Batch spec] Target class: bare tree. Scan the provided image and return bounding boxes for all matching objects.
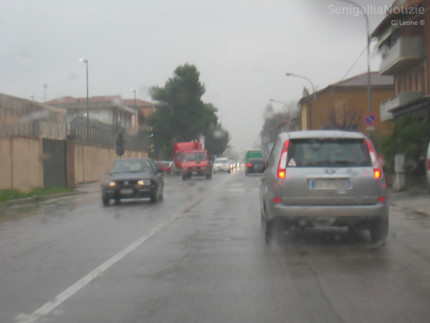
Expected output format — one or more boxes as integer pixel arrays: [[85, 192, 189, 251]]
[[322, 102, 360, 131]]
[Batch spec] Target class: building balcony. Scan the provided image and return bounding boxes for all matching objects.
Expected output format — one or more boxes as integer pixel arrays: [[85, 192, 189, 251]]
[[380, 91, 424, 120], [379, 36, 423, 75]]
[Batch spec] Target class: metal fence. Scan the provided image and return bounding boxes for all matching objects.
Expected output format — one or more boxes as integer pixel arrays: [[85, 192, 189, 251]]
[[0, 118, 67, 139], [67, 117, 149, 150], [0, 115, 149, 151]]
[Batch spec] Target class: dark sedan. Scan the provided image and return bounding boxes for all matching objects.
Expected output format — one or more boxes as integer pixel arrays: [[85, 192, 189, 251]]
[[101, 158, 164, 206], [245, 158, 266, 175]]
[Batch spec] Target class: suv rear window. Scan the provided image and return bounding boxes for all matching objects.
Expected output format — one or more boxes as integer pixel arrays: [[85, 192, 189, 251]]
[[287, 139, 371, 167]]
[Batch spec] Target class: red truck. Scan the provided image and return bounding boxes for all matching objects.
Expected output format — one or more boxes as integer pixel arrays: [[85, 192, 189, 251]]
[[173, 141, 202, 175], [180, 149, 212, 180]]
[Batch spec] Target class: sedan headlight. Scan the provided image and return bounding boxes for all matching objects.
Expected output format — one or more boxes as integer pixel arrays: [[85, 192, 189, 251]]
[[137, 179, 151, 187], [108, 181, 116, 188]]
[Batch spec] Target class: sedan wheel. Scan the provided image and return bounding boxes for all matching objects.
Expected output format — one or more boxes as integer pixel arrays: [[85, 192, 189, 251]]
[[102, 197, 109, 207], [150, 187, 159, 203]]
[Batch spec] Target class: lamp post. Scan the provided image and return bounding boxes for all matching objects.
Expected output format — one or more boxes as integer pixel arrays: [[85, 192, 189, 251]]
[[79, 58, 89, 141], [43, 84, 47, 103], [335, 0, 371, 114], [130, 88, 137, 129], [285, 72, 317, 129]]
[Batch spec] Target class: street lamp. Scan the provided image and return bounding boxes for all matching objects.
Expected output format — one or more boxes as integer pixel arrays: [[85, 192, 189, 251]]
[[335, 0, 371, 114], [270, 99, 291, 117], [270, 98, 288, 105], [130, 88, 137, 129], [79, 58, 89, 141], [285, 72, 317, 129]]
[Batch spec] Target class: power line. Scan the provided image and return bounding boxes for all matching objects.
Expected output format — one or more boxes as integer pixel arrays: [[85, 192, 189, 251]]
[[339, 44, 368, 83]]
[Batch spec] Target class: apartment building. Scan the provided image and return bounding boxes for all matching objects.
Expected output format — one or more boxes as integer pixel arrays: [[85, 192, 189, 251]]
[[371, 0, 430, 122]]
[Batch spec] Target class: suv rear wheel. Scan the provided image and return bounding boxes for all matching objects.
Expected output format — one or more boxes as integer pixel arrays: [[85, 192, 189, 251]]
[[261, 206, 281, 243], [369, 216, 389, 243]]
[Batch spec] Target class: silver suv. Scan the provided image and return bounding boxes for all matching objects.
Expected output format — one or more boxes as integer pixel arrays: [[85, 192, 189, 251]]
[[260, 130, 389, 243]]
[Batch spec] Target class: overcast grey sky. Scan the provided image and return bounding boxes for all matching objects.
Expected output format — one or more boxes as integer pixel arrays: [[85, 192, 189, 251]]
[[1, 0, 393, 153]]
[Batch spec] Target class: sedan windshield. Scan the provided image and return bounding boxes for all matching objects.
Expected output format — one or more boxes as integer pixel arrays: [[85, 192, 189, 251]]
[[112, 160, 153, 173]]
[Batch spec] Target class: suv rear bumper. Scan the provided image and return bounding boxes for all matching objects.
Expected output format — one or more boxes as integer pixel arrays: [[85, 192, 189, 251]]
[[271, 203, 388, 223]]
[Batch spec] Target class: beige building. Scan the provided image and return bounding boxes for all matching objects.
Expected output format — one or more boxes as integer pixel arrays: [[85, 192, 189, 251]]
[[299, 72, 394, 138]]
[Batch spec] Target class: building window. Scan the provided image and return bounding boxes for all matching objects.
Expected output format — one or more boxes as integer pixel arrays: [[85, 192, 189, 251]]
[[410, 73, 414, 91], [419, 69, 424, 92]]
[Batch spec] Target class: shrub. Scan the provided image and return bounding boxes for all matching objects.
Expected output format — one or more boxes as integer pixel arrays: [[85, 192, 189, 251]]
[[379, 115, 429, 177]]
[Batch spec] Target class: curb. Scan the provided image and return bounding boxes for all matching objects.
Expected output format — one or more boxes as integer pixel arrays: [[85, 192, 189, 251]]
[[0, 191, 84, 213]]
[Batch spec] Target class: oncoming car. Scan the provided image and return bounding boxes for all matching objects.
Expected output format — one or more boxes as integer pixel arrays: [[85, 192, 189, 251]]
[[181, 150, 212, 180], [260, 130, 389, 244], [102, 158, 164, 206], [213, 157, 230, 173]]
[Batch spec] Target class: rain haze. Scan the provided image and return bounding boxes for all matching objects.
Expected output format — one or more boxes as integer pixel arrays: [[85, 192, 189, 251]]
[[1, 0, 393, 153]]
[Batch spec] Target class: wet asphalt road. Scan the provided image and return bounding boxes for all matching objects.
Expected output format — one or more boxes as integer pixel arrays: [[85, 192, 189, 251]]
[[1, 170, 430, 323]]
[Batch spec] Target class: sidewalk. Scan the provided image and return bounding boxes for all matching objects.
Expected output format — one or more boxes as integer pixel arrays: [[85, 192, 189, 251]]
[[75, 182, 101, 194], [389, 188, 430, 217]]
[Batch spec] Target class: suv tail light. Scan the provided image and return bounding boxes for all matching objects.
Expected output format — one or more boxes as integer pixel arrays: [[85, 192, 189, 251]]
[[277, 139, 290, 179], [365, 139, 382, 179]]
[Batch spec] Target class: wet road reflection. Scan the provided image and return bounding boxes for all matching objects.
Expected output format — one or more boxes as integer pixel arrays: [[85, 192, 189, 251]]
[[1, 172, 430, 323]]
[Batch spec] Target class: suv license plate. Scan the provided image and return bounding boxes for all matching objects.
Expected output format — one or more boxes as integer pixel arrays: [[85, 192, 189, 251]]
[[310, 179, 350, 190]]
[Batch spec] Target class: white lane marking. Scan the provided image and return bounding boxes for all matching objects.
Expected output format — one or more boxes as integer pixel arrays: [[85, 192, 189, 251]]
[[16, 174, 232, 323]]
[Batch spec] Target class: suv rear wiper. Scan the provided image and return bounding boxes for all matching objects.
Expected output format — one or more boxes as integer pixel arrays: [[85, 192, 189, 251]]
[[333, 160, 356, 166]]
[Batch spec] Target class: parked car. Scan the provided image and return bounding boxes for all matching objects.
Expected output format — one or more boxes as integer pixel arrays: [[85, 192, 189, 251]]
[[245, 158, 266, 175], [427, 141, 430, 191], [102, 158, 164, 206], [213, 157, 231, 173], [260, 130, 389, 243], [156, 160, 174, 175]]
